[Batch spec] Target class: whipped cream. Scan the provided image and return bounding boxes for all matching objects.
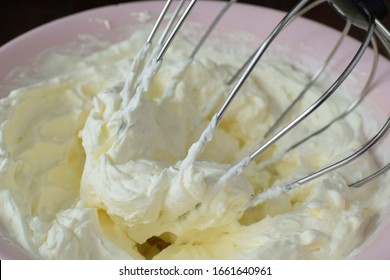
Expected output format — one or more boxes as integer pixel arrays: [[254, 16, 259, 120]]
[[0, 25, 389, 260]]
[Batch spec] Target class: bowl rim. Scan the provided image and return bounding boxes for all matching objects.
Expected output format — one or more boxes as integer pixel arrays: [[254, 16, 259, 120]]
[[0, 0, 389, 260]]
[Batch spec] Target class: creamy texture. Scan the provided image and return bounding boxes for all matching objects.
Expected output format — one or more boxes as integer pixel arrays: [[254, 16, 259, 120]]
[[0, 27, 389, 260]]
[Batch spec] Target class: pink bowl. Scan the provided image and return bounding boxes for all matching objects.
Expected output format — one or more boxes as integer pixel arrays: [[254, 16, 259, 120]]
[[0, 0, 389, 259]]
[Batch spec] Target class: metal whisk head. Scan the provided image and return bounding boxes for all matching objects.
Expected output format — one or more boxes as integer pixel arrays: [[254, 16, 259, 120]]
[[134, 0, 389, 206]]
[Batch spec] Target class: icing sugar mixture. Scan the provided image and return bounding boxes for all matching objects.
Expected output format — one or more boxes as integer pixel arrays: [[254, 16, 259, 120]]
[[0, 20, 389, 260]]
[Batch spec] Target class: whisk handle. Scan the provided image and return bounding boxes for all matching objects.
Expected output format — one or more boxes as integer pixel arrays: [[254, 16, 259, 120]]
[[351, 0, 388, 20], [329, 0, 388, 31]]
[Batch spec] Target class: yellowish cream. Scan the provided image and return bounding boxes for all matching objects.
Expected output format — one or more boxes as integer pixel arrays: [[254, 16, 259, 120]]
[[0, 27, 388, 259]]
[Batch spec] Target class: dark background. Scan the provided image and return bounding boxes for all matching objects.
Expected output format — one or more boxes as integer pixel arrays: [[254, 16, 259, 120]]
[[1, 0, 389, 55]]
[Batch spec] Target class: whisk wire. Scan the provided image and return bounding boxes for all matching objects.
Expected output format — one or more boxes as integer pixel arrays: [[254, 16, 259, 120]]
[[246, 6, 376, 163], [286, 36, 379, 153], [249, 116, 390, 208], [190, 0, 237, 59], [215, 0, 311, 123], [350, 163, 390, 188], [286, 117, 389, 190], [261, 19, 352, 141], [146, 0, 173, 44], [157, 0, 187, 46], [146, 0, 389, 200], [156, 0, 198, 62]]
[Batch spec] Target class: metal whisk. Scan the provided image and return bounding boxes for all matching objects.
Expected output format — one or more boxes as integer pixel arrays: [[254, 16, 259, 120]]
[[130, 0, 389, 206]]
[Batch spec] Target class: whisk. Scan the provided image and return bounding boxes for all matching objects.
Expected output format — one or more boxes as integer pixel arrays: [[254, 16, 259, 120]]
[[127, 0, 390, 207]]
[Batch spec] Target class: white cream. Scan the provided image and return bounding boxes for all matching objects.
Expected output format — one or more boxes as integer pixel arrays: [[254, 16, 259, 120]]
[[0, 26, 389, 260]]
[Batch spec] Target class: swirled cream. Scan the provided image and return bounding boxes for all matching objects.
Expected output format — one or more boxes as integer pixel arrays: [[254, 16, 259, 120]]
[[0, 26, 389, 260]]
